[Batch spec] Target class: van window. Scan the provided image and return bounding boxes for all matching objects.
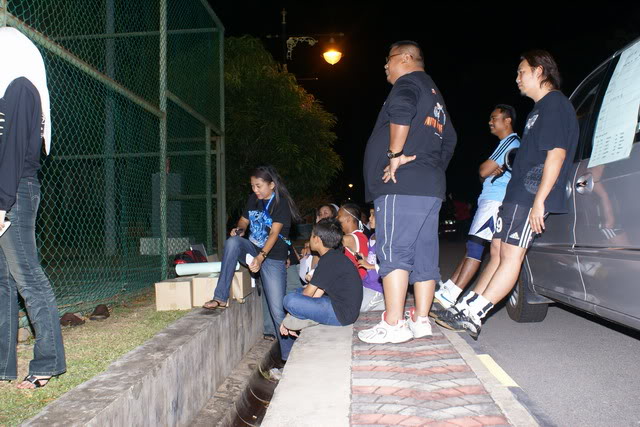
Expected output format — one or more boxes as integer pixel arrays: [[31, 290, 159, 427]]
[[571, 61, 612, 161]]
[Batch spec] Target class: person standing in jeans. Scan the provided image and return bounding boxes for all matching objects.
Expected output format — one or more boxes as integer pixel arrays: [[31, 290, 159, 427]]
[[203, 165, 301, 362], [0, 27, 66, 389]]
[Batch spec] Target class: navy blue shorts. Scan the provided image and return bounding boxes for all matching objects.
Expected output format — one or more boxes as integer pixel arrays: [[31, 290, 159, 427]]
[[374, 195, 442, 283], [494, 203, 547, 249]]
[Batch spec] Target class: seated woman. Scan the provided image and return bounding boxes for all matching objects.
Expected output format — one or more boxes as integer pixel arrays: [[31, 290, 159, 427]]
[[337, 203, 368, 279], [203, 165, 301, 362], [357, 207, 385, 311]]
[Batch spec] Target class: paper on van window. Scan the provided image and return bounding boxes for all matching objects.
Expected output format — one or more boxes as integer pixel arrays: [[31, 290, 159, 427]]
[[589, 39, 640, 168]]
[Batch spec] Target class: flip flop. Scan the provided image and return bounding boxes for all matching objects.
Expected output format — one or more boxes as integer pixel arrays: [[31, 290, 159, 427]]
[[203, 299, 228, 310], [19, 375, 51, 389]]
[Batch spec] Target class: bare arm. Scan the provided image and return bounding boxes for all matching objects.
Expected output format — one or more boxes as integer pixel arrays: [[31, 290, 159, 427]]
[[389, 123, 410, 154], [312, 288, 325, 297], [530, 148, 566, 234], [342, 234, 357, 253], [302, 283, 319, 297], [478, 159, 502, 179], [231, 217, 250, 236], [384, 124, 417, 184], [249, 222, 283, 272]]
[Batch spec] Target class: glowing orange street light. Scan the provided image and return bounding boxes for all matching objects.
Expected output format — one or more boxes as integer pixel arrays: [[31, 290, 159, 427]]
[[323, 37, 342, 65]]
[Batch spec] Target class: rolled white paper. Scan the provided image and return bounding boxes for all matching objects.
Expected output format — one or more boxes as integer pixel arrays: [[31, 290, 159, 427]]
[[175, 261, 240, 276]]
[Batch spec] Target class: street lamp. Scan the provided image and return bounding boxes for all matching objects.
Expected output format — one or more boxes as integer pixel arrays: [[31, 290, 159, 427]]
[[271, 9, 344, 68], [323, 37, 342, 65]]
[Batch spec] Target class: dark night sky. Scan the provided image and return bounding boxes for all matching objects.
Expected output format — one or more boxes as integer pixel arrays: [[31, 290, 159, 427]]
[[211, 1, 639, 204]]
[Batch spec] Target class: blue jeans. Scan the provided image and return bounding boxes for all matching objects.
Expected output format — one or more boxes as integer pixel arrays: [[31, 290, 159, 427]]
[[0, 177, 66, 379], [213, 236, 293, 360], [283, 291, 342, 326]]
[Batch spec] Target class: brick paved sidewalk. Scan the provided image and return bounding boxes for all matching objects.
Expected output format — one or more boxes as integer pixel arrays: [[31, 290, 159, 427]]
[[351, 310, 511, 427]]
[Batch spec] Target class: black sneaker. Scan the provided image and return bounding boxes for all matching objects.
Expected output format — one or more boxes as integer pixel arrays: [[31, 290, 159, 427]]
[[436, 308, 482, 340], [429, 299, 451, 319], [434, 307, 466, 332]]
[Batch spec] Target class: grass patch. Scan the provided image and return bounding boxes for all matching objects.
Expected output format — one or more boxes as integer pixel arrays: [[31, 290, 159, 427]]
[[0, 290, 189, 426]]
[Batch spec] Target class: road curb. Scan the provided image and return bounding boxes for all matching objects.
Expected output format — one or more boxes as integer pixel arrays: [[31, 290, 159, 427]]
[[438, 326, 539, 427]]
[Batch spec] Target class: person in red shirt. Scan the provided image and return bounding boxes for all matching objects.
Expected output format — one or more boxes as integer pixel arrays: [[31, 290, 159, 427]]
[[337, 203, 369, 279]]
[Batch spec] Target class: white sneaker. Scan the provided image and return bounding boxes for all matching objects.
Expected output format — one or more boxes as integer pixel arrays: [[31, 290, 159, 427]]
[[358, 312, 414, 344], [433, 286, 456, 309], [406, 307, 433, 338]]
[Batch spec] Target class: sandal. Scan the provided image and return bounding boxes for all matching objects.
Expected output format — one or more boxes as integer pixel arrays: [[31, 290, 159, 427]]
[[18, 375, 51, 389], [203, 299, 228, 310]]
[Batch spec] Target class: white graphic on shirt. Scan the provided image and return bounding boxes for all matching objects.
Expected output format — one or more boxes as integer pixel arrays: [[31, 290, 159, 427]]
[[524, 164, 544, 194], [524, 113, 539, 137]]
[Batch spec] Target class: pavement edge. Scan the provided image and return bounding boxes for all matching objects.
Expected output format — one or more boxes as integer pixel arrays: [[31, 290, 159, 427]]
[[438, 325, 539, 427]]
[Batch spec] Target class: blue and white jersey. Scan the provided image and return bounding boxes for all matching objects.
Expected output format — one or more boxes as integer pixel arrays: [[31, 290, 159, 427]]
[[478, 133, 520, 202]]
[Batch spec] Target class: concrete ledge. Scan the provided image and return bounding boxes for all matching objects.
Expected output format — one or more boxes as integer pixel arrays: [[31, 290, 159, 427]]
[[262, 325, 353, 427], [23, 292, 262, 427]]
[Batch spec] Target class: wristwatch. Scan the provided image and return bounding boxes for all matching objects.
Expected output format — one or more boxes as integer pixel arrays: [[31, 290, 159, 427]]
[[387, 149, 403, 159]]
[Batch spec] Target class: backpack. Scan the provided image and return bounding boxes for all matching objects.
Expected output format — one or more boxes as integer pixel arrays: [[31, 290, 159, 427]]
[[173, 250, 207, 265]]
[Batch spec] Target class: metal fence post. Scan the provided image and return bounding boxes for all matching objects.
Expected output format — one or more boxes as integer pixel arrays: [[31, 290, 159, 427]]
[[216, 22, 226, 255], [159, 0, 168, 279], [104, 0, 117, 257], [205, 127, 213, 254]]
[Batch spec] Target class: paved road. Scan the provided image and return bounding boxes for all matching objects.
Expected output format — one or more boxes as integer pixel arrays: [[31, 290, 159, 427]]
[[438, 239, 640, 427]]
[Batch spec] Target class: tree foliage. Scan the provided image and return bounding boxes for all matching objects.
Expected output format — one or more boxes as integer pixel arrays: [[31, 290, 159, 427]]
[[224, 36, 342, 221]]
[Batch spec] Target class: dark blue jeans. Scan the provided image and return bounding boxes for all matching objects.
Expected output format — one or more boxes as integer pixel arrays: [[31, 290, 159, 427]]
[[212, 236, 293, 360], [0, 177, 66, 379], [283, 291, 342, 326]]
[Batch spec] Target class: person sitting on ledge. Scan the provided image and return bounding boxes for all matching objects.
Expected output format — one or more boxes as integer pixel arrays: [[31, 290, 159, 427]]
[[337, 203, 369, 279], [280, 218, 363, 335]]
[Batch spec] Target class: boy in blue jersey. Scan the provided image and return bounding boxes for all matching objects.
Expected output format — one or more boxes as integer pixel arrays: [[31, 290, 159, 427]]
[[432, 105, 520, 316]]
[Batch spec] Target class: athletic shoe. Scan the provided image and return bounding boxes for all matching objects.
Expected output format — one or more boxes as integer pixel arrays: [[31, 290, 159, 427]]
[[428, 299, 450, 319], [435, 307, 482, 340], [434, 307, 466, 332], [406, 307, 432, 338], [358, 312, 414, 344], [433, 286, 457, 309]]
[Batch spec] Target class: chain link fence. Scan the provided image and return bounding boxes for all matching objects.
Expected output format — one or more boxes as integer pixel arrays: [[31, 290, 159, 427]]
[[0, 0, 225, 314]]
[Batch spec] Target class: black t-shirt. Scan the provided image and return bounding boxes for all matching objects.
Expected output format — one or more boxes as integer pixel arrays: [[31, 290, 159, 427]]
[[312, 249, 363, 325], [363, 71, 457, 203], [0, 77, 43, 211], [242, 193, 291, 261], [504, 91, 579, 213]]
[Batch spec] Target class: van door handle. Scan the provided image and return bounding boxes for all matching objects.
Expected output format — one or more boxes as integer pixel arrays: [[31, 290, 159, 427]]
[[575, 174, 593, 194]]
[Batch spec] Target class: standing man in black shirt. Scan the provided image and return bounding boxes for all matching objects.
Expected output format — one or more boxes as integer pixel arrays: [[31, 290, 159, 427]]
[[359, 41, 457, 344], [437, 50, 579, 339]]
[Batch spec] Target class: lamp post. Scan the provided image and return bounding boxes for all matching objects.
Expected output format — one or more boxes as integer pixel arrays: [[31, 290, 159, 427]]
[[270, 8, 344, 71]]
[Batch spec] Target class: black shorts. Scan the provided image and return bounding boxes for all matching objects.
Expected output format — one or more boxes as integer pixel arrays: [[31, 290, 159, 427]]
[[494, 203, 547, 249]]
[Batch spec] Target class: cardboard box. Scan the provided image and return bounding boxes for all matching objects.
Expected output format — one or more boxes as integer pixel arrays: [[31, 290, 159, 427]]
[[188, 266, 254, 307], [191, 273, 220, 307], [231, 266, 253, 302], [155, 278, 192, 311]]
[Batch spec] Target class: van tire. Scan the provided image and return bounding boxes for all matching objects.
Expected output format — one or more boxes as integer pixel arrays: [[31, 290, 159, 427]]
[[506, 269, 549, 322]]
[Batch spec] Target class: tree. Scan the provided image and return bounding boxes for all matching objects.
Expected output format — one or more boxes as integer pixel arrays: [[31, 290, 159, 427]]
[[224, 36, 342, 222]]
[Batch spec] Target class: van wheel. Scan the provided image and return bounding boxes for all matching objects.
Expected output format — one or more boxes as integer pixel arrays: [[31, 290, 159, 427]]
[[506, 269, 549, 322]]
